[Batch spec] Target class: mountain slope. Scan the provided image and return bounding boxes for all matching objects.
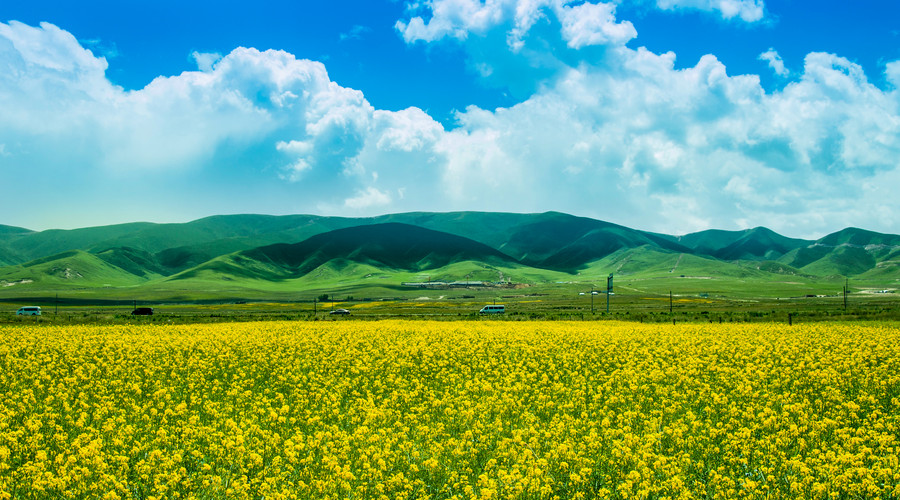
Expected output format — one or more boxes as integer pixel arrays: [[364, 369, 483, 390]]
[[798, 245, 877, 276], [816, 227, 900, 247], [384, 211, 691, 270], [674, 227, 812, 261], [171, 223, 522, 281], [0, 250, 156, 288], [2, 213, 900, 293], [0, 224, 35, 266], [777, 227, 900, 276], [0, 224, 33, 236], [0, 215, 368, 265]]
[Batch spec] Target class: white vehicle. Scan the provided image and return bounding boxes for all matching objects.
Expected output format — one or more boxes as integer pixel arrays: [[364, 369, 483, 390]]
[[16, 306, 41, 316], [479, 304, 505, 314]]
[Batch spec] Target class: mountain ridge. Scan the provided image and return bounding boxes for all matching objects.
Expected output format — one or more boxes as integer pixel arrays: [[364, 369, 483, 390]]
[[1, 212, 899, 298]]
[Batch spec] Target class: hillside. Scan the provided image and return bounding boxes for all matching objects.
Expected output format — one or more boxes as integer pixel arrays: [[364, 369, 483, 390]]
[[776, 228, 900, 276], [675, 227, 812, 261], [383, 211, 689, 269], [1, 212, 900, 301], [0, 224, 34, 266], [0, 215, 364, 266], [0, 224, 32, 236], [0, 211, 695, 273], [171, 223, 522, 282], [816, 227, 900, 247], [0, 250, 156, 289]]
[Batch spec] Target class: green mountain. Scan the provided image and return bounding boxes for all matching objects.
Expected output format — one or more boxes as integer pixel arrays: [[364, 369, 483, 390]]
[[0, 224, 34, 266], [0, 224, 32, 236], [777, 227, 900, 276], [673, 227, 812, 261], [0, 250, 153, 288], [0, 211, 690, 274], [172, 223, 521, 282], [816, 227, 900, 247], [797, 245, 876, 277], [1, 212, 899, 301], [94, 247, 171, 279], [0, 215, 369, 266], [382, 211, 689, 269]]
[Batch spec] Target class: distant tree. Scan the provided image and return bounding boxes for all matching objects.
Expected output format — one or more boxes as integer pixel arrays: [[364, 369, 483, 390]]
[[318, 294, 329, 302]]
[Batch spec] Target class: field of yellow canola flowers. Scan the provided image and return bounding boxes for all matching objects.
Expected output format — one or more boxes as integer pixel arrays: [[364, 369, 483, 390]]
[[1, 320, 899, 499]]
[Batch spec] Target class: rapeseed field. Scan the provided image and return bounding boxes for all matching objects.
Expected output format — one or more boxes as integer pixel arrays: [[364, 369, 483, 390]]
[[1, 321, 898, 499]]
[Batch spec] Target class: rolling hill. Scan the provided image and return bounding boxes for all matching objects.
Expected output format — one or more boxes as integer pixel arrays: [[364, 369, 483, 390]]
[[775, 228, 900, 277], [171, 223, 522, 282], [673, 227, 812, 261], [1, 212, 899, 301], [0, 249, 155, 289]]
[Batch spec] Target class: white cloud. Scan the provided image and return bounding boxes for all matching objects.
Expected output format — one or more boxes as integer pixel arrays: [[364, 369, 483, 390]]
[[557, 1, 637, 48], [4, 16, 900, 238], [758, 48, 788, 76], [396, 0, 636, 49], [409, 44, 900, 236], [191, 51, 222, 72], [394, 0, 761, 52], [887, 61, 900, 88], [373, 107, 444, 152], [655, 0, 765, 22], [395, 0, 508, 44], [0, 21, 381, 177], [343, 186, 392, 210]]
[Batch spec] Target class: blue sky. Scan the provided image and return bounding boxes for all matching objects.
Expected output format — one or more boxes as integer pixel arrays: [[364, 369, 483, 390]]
[[2, 1, 900, 237]]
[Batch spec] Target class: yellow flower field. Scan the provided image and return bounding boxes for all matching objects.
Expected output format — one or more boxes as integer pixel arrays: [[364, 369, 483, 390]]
[[1, 321, 899, 499]]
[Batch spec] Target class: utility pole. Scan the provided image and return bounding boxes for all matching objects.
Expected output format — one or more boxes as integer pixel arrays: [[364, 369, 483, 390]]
[[55, 293, 58, 315], [606, 273, 613, 313], [843, 278, 849, 310], [669, 291, 673, 314], [590, 286, 594, 314], [313, 298, 317, 315]]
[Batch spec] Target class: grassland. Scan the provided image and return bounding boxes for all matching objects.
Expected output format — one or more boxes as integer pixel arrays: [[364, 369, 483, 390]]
[[2, 278, 896, 325]]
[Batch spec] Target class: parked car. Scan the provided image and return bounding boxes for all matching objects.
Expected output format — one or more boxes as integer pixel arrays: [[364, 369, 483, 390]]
[[329, 308, 351, 315], [131, 307, 154, 316], [479, 305, 505, 314], [16, 306, 41, 316]]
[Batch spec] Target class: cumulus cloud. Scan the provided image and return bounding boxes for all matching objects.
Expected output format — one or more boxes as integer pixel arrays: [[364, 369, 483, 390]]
[[343, 186, 393, 210], [423, 45, 900, 235], [0, 20, 446, 226], [396, 0, 636, 49], [758, 48, 788, 76], [191, 50, 222, 72], [655, 0, 766, 22], [0, 21, 383, 177], [395, 0, 763, 53], [373, 108, 444, 152], [557, 1, 637, 48], [3, 13, 900, 238]]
